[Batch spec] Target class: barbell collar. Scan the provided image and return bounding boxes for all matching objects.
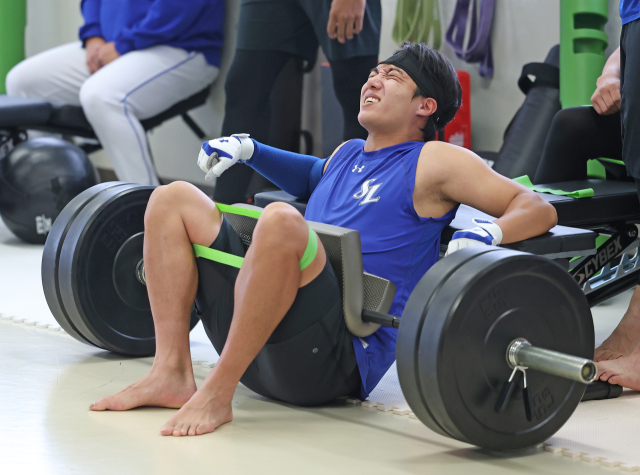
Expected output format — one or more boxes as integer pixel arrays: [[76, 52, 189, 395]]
[[507, 338, 596, 384], [136, 259, 146, 286]]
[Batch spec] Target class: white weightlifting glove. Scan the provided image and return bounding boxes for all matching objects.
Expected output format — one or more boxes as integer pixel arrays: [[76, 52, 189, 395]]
[[197, 133, 255, 181], [445, 218, 503, 256]]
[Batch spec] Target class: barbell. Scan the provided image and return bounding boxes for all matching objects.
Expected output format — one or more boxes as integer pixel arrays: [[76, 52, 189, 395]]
[[42, 184, 597, 451]]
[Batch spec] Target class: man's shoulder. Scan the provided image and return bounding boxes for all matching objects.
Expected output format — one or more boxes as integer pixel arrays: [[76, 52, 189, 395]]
[[417, 141, 480, 168]]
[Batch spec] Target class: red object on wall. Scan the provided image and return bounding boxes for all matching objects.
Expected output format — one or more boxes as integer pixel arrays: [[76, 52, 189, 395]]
[[443, 70, 471, 149]]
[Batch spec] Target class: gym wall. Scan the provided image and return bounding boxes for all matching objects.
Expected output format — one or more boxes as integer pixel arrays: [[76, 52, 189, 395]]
[[22, 0, 621, 185], [377, 0, 621, 153]]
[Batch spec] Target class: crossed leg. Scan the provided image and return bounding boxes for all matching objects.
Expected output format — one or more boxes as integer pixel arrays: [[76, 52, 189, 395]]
[[90, 181, 327, 436]]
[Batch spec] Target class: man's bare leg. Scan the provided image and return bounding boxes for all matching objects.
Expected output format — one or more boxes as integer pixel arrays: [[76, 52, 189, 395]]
[[594, 285, 640, 361], [597, 343, 640, 390], [159, 202, 327, 437], [90, 182, 223, 411]]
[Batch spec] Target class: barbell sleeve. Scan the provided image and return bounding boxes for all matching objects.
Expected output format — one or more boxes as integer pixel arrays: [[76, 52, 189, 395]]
[[507, 339, 597, 384]]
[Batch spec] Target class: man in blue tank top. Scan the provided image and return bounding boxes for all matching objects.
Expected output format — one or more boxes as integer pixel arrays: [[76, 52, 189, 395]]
[[89, 42, 557, 437]]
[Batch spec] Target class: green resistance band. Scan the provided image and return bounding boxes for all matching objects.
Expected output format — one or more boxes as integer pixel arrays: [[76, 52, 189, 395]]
[[393, 0, 441, 48], [192, 203, 318, 271], [513, 175, 594, 199]]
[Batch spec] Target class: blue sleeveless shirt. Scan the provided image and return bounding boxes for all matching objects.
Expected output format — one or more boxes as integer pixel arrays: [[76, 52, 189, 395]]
[[304, 139, 458, 399]]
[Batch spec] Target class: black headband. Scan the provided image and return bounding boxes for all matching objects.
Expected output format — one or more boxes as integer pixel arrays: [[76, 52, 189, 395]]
[[379, 50, 444, 122]]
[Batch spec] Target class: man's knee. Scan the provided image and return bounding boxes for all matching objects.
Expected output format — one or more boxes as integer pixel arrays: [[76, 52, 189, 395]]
[[145, 182, 199, 224], [79, 79, 119, 117], [5, 62, 33, 97], [255, 203, 308, 248]]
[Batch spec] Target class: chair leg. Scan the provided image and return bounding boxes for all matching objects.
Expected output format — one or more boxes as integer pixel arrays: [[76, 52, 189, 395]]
[[181, 113, 206, 139]]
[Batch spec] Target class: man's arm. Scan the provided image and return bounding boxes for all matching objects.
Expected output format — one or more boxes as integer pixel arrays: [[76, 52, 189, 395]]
[[414, 142, 557, 244], [198, 137, 353, 199], [591, 47, 621, 115], [327, 0, 367, 44]]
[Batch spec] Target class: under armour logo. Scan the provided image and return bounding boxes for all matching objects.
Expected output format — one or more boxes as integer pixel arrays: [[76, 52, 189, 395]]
[[352, 165, 365, 173], [353, 179, 383, 205], [219, 139, 229, 143]]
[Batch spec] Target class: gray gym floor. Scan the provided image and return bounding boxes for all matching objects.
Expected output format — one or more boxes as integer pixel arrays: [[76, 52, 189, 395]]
[[0, 218, 632, 474]]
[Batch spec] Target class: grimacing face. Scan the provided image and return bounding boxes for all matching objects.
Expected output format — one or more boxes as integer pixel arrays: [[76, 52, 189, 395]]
[[357, 63, 429, 136]]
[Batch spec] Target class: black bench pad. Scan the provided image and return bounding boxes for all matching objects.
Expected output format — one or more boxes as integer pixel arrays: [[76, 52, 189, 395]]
[[535, 179, 640, 227], [0, 96, 52, 127], [445, 204, 596, 257], [254, 190, 597, 257], [0, 86, 211, 138]]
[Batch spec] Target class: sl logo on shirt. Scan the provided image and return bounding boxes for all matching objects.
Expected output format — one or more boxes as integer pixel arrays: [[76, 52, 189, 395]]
[[354, 179, 383, 205]]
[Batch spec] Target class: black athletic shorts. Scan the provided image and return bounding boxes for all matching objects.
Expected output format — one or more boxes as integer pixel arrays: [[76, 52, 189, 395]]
[[235, 0, 381, 63], [193, 216, 361, 406]]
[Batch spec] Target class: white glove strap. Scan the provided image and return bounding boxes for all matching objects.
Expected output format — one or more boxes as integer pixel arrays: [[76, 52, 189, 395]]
[[231, 133, 254, 162], [472, 218, 503, 245]]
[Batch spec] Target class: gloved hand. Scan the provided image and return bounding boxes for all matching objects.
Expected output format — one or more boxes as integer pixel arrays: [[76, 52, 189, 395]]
[[445, 218, 503, 256], [197, 133, 254, 181]]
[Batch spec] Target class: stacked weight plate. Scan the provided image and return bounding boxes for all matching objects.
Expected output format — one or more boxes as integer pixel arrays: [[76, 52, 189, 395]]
[[396, 246, 594, 451], [42, 182, 198, 356]]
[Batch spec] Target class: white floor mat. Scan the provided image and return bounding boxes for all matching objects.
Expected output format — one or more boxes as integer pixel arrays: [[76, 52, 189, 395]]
[[4, 217, 640, 470], [368, 361, 640, 470], [0, 219, 220, 365]]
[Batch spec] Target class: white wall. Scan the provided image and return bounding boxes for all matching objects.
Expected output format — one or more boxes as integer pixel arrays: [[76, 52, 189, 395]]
[[21, 0, 621, 181], [376, 0, 621, 153]]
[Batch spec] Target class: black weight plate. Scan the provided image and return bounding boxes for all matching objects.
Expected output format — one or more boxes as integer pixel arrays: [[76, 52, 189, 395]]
[[419, 247, 593, 451], [41, 181, 132, 345], [396, 246, 503, 439], [58, 184, 152, 351], [58, 184, 199, 355]]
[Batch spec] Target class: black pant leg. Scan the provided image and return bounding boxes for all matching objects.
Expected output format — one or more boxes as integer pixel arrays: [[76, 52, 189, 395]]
[[620, 20, 640, 179], [213, 49, 293, 204], [533, 107, 622, 183], [329, 55, 378, 141]]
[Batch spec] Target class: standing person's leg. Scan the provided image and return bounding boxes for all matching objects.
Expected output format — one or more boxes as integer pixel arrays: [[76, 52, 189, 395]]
[[91, 182, 224, 411], [213, 0, 319, 204], [305, 0, 381, 141], [213, 50, 293, 204], [597, 21, 640, 383], [79, 46, 218, 186], [5, 42, 88, 104], [329, 55, 378, 140], [533, 107, 622, 184]]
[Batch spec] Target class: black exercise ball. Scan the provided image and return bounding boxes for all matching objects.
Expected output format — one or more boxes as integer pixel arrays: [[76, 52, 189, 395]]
[[0, 137, 99, 244]]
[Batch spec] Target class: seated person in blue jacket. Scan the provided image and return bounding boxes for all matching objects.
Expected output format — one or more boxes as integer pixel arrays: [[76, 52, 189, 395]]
[[5, 0, 223, 186], [88, 43, 557, 437]]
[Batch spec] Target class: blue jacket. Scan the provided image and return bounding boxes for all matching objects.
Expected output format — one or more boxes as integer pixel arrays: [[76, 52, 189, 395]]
[[620, 0, 640, 25], [79, 0, 224, 67]]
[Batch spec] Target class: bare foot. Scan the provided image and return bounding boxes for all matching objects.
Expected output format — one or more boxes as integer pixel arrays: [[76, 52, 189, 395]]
[[594, 287, 640, 361], [595, 328, 640, 361], [90, 367, 197, 411], [160, 385, 234, 437], [598, 345, 640, 390]]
